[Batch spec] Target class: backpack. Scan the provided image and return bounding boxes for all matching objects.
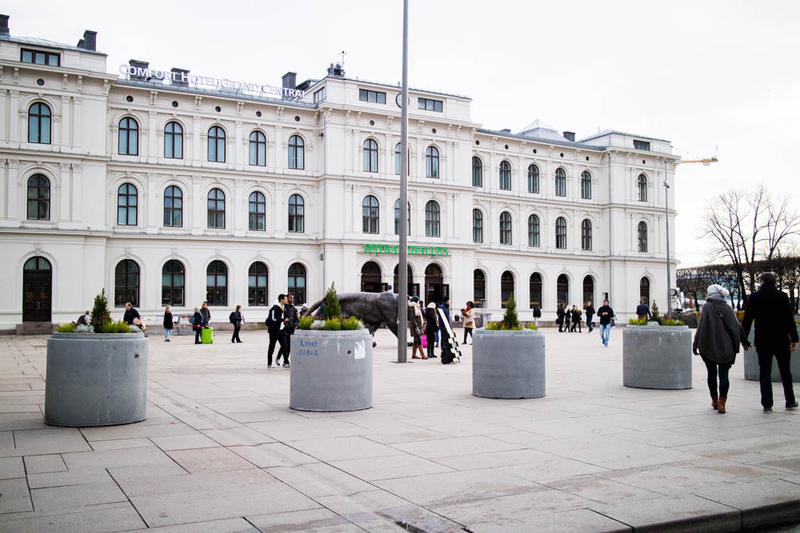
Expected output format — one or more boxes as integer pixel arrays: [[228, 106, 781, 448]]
[[229, 312, 237, 324], [77, 314, 87, 325], [265, 315, 274, 327]]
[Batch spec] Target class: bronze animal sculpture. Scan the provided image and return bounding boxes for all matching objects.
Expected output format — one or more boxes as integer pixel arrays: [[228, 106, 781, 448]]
[[304, 291, 400, 338]]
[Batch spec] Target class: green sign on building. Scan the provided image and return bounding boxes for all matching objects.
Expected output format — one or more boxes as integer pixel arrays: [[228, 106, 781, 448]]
[[364, 244, 449, 256]]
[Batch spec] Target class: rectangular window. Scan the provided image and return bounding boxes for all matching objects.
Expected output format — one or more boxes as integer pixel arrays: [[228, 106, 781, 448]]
[[418, 97, 443, 112], [314, 86, 326, 103], [634, 140, 650, 151], [359, 89, 386, 104], [21, 49, 60, 67]]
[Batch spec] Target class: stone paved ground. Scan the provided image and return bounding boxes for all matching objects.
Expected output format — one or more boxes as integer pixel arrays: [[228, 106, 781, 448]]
[[2, 326, 800, 532]]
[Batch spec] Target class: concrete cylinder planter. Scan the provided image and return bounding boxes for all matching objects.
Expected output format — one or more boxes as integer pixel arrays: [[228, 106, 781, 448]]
[[743, 325, 800, 382], [472, 329, 546, 399], [290, 329, 373, 412], [45, 332, 148, 427], [623, 325, 692, 389]]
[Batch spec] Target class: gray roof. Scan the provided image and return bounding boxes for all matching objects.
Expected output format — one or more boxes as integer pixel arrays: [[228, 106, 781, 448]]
[[0, 34, 106, 55], [517, 119, 566, 142], [477, 127, 606, 151], [310, 75, 472, 101], [579, 129, 670, 144]]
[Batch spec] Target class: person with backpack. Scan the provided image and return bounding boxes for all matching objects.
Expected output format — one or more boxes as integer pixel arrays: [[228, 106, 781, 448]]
[[278, 293, 299, 368], [229, 305, 243, 344], [265, 294, 287, 369], [77, 310, 91, 326], [190, 307, 203, 344], [163, 305, 173, 342]]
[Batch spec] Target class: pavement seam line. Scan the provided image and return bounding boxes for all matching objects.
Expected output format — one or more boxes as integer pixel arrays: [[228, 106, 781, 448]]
[[107, 467, 149, 529]]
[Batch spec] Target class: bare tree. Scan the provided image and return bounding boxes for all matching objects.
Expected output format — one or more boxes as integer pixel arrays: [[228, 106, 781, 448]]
[[676, 267, 706, 311]]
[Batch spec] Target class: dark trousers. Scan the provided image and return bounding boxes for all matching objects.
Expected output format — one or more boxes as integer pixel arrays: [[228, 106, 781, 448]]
[[267, 332, 285, 366], [280, 330, 293, 364], [702, 356, 731, 398], [231, 325, 241, 343], [426, 331, 436, 357], [194, 327, 202, 343], [463, 328, 473, 344], [558, 319, 564, 332], [757, 345, 796, 408]]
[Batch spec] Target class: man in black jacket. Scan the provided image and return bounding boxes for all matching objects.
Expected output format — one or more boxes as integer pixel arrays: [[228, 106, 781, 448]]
[[229, 305, 243, 344], [636, 301, 651, 320], [266, 294, 287, 369], [278, 293, 299, 368], [585, 301, 595, 332], [597, 300, 614, 347], [557, 304, 566, 333], [123, 302, 140, 326], [742, 272, 799, 412], [200, 302, 211, 328]]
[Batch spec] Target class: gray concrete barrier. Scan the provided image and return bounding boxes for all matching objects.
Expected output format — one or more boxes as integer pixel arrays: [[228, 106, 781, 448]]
[[623, 325, 692, 389], [290, 329, 373, 412], [743, 325, 800, 382], [45, 332, 148, 427], [472, 329, 546, 399]]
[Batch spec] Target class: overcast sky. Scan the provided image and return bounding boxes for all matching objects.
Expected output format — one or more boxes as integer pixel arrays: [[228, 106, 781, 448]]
[[8, 0, 800, 267]]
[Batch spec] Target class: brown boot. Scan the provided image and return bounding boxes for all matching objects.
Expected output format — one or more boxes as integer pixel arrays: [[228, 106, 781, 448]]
[[711, 394, 719, 410], [717, 397, 727, 414]]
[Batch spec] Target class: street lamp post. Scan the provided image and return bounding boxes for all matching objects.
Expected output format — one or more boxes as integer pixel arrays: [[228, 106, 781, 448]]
[[397, 0, 409, 363]]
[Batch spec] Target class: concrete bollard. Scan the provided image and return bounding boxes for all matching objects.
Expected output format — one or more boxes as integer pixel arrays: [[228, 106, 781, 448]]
[[45, 332, 148, 427], [743, 326, 800, 382], [472, 329, 546, 399], [623, 325, 692, 389], [290, 330, 373, 412]]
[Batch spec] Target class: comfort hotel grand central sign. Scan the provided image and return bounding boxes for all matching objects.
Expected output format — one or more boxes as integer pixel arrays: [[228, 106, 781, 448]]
[[363, 244, 449, 256]]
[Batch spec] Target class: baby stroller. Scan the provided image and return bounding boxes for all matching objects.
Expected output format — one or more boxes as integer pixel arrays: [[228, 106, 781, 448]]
[[437, 307, 462, 364]]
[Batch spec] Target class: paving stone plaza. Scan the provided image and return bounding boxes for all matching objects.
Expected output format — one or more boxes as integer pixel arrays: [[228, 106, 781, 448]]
[[2, 327, 800, 532]]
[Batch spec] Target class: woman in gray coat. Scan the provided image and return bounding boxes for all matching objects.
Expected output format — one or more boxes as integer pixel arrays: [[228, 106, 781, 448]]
[[693, 284, 750, 413]]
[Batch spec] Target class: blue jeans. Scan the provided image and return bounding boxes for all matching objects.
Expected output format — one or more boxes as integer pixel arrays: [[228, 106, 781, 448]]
[[586, 318, 593, 331], [164, 328, 172, 340], [600, 324, 611, 346]]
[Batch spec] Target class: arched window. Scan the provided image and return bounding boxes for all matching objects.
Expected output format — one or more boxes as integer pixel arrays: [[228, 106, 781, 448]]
[[555, 217, 567, 249], [640, 277, 651, 306], [472, 157, 483, 187], [499, 161, 511, 191], [581, 219, 592, 251], [118, 117, 139, 155], [288, 263, 306, 304], [581, 171, 592, 199], [528, 164, 539, 194], [249, 191, 266, 231], [425, 200, 440, 237], [638, 174, 648, 202], [394, 199, 410, 235], [425, 146, 439, 178], [249, 131, 266, 166], [395, 143, 402, 175], [583, 276, 595, 307], [472, 209, 483, 243], [161, 260, 184, 307], [288, 194, 305, 233], [248, 261, 268, 306], [208, 126, 225, 162], [117, 183, 137, 226], [27, 175, 50, 220], [555, 168, 566, 197], [28, 102, 51, 144], [207, 188, 225, 229], [528, 214, 540, 247], [530, 273, 542, 309], [362, 195, 379, 234], [499, 211, 512, 245], [360, 261, 382, 293], [164, 122, 183, 159], [363, 139, 378, 173], [474, 269, 486, 308], [288, 135, 304, 169], [206, 261, 227, 306], [114, 260, 139, 307], [163, 186, 182, 227], [557, 274, 569, 307], [501, 271, 515, 309], [638, 221, 648, 252], [393, 264, 415, 296]]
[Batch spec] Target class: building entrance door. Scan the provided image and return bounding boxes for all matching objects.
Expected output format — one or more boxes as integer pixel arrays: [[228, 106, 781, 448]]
[[360, 261, 383, 293], [425, 264, 447, 305], [22, 257, 52, 323]]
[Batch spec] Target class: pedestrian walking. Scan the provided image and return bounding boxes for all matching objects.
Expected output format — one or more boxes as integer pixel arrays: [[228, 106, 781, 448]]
[[425, 302, 438, 359], [191, 307, 203, 344], [532, 304, 541, 328], [438, 297, 451, 347], [742, 272, 799, 412], [557, 304, 566, 333], [693, 284, 749, 414], [266, 294, 287, 369], [636, 300, 651, 320], [409, 297, 427, 359], [571, 305, 582, 333], [597, 299, 614, 347], [229, 305, 243, 343], [585, 301, 595, 332], [462, 301, 475, 345], [200, 301, 211, 328], [279, 293, 299, 368], [163, 305, 173, 342]]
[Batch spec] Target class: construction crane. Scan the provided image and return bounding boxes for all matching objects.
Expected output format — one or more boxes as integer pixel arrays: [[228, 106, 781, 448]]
[[676, 156, 718, 166]]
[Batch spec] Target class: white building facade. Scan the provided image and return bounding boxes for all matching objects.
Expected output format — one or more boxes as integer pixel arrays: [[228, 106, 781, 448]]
[[0, 17, 679, 332]]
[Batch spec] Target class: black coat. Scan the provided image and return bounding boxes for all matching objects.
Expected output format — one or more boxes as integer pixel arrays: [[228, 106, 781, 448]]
[[532, 306, 541, 318], [425, 308, 438, 336], [636, 303, 651, 318], [267, 304, 284, 335], [742, 284, 799, 349], [283, 303, 298, 333], [200, 307, 211, 327], [597, 305, 614, 325], [229, 311, 242, 327], [123, 307, 141, 325], [585, 305, 595, 319], [163, 312, 173, 329], [693, 297, 746, 364], [192, 311, 203, 329]]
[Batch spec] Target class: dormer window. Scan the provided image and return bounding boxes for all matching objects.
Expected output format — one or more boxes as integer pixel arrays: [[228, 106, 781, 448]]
[[21, 49, 60, 66], [634, 140, 650, 151], [418, 97, 443, 112], [359, 89, 386, 104]]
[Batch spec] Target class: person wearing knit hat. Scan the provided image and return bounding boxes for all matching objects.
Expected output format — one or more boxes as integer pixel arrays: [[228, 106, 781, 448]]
[[693, 284, 749, 413]]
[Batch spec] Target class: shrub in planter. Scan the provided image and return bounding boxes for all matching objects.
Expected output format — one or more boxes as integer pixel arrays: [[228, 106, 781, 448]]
[[623, 314, 692, 389]]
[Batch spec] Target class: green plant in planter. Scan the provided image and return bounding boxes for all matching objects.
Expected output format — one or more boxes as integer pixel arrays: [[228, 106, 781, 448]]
[[97, 320, 135, 333], [525, 322, 538, 330], [660, 318, 685, 326], [324, 318, 342, 331], [501, 295, 522, 330], [323, 282, 342, 320], [341, 316, 362, 330], [298, 316, 314, 330], [90, 289, 111, 331], [628, 317, 648, 326], [56, 322, 76, 333]]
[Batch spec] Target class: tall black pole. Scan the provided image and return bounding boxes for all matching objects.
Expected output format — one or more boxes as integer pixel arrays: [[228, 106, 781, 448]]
[[397, 0, 409, 363]]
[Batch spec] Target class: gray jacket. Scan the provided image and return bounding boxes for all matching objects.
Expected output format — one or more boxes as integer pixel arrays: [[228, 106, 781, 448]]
[[693, 296, 746, 364]]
